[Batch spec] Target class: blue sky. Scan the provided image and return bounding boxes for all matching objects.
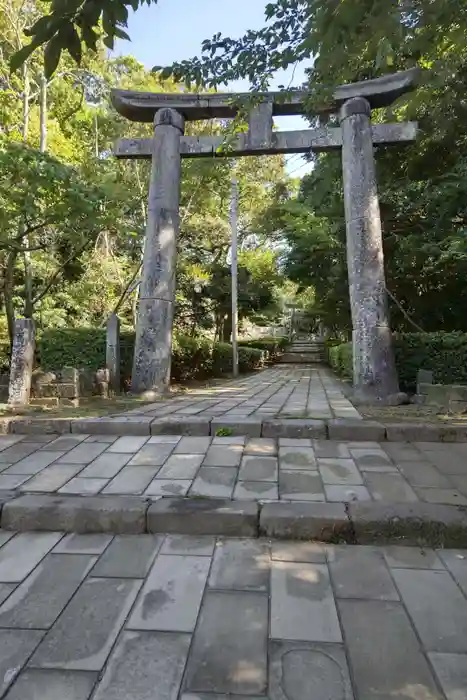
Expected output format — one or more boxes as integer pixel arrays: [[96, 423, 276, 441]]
[[114, 0, 312, 176]]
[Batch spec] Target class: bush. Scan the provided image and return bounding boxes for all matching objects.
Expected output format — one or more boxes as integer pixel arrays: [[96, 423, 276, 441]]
[[172, 335, 212, 382], [238, 336, 288, 362], [238, 346, 264, 372], [327, 332, 467, 391]]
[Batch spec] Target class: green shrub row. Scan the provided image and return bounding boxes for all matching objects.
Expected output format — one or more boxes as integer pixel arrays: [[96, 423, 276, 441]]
[[327, 332, 467, 390], [238, 336, 288, 362], [37, 328, 265, 385]]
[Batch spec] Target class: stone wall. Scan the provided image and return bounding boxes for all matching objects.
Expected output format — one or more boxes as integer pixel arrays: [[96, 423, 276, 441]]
[[417, 382, 467, 412]]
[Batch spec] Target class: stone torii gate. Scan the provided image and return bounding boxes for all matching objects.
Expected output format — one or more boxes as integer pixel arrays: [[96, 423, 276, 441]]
[[111, 69, 418, 400]]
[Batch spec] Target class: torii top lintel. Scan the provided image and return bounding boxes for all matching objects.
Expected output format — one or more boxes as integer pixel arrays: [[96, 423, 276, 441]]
[[111, 68, 419, 123]]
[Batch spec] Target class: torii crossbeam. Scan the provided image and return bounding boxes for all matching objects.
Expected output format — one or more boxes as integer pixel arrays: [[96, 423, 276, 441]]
[[111, 69, 418, 400]]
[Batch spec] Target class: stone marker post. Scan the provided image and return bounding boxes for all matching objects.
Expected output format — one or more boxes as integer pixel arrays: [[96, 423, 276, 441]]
[[131, 107, 185, 395], [8, 318, 35, 407], [106, 312, 120, 394], [340, 97, 399, 399]]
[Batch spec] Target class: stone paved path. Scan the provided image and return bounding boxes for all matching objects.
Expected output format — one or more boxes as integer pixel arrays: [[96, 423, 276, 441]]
[[1, 433, 467, 505], [0, 532, 465, 699], [120, 366, 362, 421]]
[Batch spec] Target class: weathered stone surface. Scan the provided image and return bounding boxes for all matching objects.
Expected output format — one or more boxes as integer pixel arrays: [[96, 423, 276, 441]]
[[383, 545, 443, 570], [128, 443, 175, 466], [4, 669, 98, 700], [385, 422, 445, 442], [210, 418, 262, 437], [93, 631, 190, 700], [271, 541, 327, 564], [392, 568, 467, 652], [161, 534, 215, 556], [260, 502, 350, 540], [102, 466, 160, 495], [0, 532, 62, 582], [363, 472, 418, 502], [327, 420, 385, 441], [174, 437, 211, 454], [436, 549, 467, 595], [80, 452, 131, 478], [233, 480, 278, 500], [128, 554, 210, 631], [71, 418, 150, 436], [339, 599, 442, 700], [429, 652, 467, 700], [12, 418, 71, 434], [0, 553, 94, 628], [312, 440, 350, 458], [147, 498, 258, 537], [269, 640, 353, 700], [151, 417, 210, 436], [59, 477, 109, 495], [8, 318, 35, 407], [202, 445, 242, 467], [325, 484, 371, 502], [5, 450, 65, 474], [415, 487, 467, 505], [397, 461, 451, 488], [184, 591, 268, 695], [57, 442, 108, 464], [348, 501, 467, 546], [30, 577, 141, 670], [19, 464, 82, 492], [46, 435, 88, 451], [106, 313, 120, 395], [279, 470, 325, 501], [328, 545, 399, 600], [91, 534, 162, 578], [0, 442, 46, 464], [318, 457, 363, 485], [190, 467, 236, 498], [157, 454, 203, 479], [2, 495, 148, 534], [262, 419, 326, 439], [0, 629, 45, 696], [239, 455, 278, 481], [144, 478, 191, 496], [270, 560, 341, 642], [208, 539, 269, 591], [53, 533, 112, 555], [279, 446, 316, 469], [244, 438, 276, 455], [107, 436, 148, 453]]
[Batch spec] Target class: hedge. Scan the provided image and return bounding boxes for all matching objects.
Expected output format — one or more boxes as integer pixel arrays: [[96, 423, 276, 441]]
[[37, 328, 264, 385], [327, 332, 467, 391], [238, 336, 288, 362]]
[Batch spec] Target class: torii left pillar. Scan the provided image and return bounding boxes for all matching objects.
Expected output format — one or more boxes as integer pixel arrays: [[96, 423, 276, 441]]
[[132, 107, 184, 395]]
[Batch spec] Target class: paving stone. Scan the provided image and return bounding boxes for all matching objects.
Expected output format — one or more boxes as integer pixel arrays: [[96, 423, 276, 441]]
[[0, 436, 24, 451], [392, 568, 467, 652], [318, 458, 363, 485], [279, 438, 312, 447], [263, 419, 326, 439], [269, 640, 353, 700], [427, 452, 467, 475], [184, 591, 268, 695], [53, 534, 113, 555], [0, 474, 33, 489], [80, 453, 131, 478], [270, 560, 341, 642], [45, 436, 88, 452], [57, 443, 109, 464], [202, 445, 243, 467], [279, 470, 324, 501], [161, 535, 215, 556], [144, 479, 191, 496], [429, 652, 467, 700], [0, 553, 94, 629], [147, 498, 258, 537], [30, 577, 141, 670], [313, 440, 351, 458], [102, 466, 160, 495], [156, 454, 203, 479], [128, 554, 210, 632], [0, 629, 45, 696], [5, 451, 65, 475], [85, 435, 118, 443], [349, 448, 395, 470], [2, 495, 148, 534], [233, 480, 278, 500], [239, 455, 278, 482], [324, 484, 371, 502], [383, 545, 444, 569], [448, 474, 467, 494], [244, 438, 276, 455], [0, 443, 47, 464], [212, 436, 245, 445], [148, 435, 182, 444], [208, 539, 269, 591], [261, 502, 349, 540], [327, 420, 384, 442], [363, 472, 418, 501], [0, 531, 15, 548], [174, 437, 211, 454], [211, 418, 262, 437], [0, 532, 62, 582], [415, 487, 467, 505], [19, 464, 84, 493], [278, 446, 316, 470], [59, 478, 108, 495], [3, 669, 98, 700], [20, 435, 53, 443], [437, 549, 467, 595], [385, 422, 444, 442], [0, 583, 15, 605], [339, 600, 442, 700], [91, 534, 162, 578], [382, 443, 426, 462], [271, 541, 327, 564], [128, 443, 175, 466], [92, 631, 190, 700], [328, 546, 399, 600], [106, 436, 148, 453], [397, 461, 451, 487], [190, 467, 236, 498]]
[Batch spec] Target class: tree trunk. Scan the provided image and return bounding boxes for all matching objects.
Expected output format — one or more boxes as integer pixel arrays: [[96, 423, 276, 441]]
[[39, 72, 47, 153]]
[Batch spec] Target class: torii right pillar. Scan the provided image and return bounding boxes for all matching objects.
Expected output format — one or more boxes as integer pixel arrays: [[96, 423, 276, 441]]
[[340, 96, 399, 400]]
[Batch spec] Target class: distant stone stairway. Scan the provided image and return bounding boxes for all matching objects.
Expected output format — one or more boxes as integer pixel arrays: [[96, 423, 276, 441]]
[[280, 336, 325, 364]]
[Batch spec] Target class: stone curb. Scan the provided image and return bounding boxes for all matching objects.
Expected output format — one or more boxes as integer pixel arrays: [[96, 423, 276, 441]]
[[6, 416, 467, 441], [1, 494, 466, 545]]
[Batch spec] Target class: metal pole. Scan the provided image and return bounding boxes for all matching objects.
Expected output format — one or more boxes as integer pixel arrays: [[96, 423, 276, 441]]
[[230, 177, 239, 378]]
